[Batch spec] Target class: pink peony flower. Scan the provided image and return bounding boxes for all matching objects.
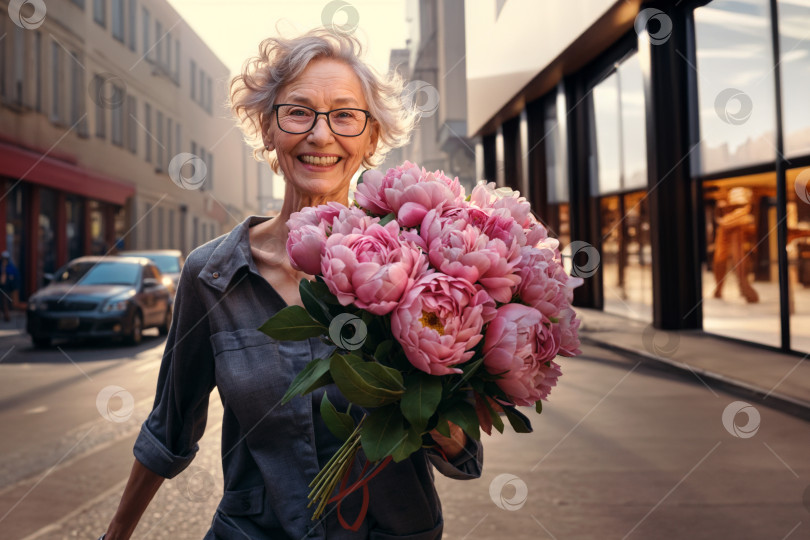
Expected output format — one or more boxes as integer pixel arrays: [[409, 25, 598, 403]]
[[354, 162, 422, 216], [287, 225, 327, 275], [384, 170, 465, 228], [391, 273, 491, 376], [517, 245, 583, 322], [482, 304, 563, 405], [321, 220, 428, 315], [557, 307, 582, 357], [327, 205, 379, 236]]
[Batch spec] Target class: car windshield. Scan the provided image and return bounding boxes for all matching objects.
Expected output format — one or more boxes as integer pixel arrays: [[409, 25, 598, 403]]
[[54, 262, 141, 286], [124, 254, 180, 274]]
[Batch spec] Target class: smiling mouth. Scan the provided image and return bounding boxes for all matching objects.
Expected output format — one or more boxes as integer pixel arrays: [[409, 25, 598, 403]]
[[299, 155, 341, 166]]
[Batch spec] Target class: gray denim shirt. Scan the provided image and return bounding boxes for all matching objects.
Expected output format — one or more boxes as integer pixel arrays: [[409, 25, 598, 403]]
[[134, 215, 483, 540]]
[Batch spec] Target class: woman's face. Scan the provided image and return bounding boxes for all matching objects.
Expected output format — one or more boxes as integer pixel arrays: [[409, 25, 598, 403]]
[[265, 58, 378, 199]]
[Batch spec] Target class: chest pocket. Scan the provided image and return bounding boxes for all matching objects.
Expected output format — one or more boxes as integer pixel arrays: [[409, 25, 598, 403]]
[[210, 328, 312, 440]]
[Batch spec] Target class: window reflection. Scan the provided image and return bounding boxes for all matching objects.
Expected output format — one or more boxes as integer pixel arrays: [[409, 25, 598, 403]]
[[778, 0, 810, 158], [787, 167, 810, 352], [694, 0, 777, 174], [701, 173, 781, 348], [600, 192, 653, 320]]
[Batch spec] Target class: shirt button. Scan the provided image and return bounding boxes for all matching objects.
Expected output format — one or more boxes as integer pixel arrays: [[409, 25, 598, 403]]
[[212, 271, 220, 279]]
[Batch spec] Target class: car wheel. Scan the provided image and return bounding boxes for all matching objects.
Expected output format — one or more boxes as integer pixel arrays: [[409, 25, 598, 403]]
[[158, 306, 172, 336], [127, 312, 143, 346], [32, 336, 51, 348]]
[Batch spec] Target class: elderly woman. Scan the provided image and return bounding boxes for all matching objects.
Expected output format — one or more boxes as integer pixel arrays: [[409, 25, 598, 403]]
[[102, 30, 482, 540]]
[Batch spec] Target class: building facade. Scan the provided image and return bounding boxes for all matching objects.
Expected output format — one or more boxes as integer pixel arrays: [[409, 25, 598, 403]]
[[0, 0, 265, 300], [466, 0, 810, 354], [386, 0, 476, 192]]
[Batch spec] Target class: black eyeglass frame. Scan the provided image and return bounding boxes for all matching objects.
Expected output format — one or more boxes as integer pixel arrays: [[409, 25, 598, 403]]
[[271, 104, 372, 137]]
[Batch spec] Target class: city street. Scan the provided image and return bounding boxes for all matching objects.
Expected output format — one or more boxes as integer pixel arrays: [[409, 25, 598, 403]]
[[0, 331, 807, 540]]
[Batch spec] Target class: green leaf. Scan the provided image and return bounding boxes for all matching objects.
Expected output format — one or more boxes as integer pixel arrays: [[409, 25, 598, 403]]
[[379, 212, 396, 226], [281, 356, 331, 404], [442, 400, 480, 441], [400, 372, 443, 431], [330, 354, 404, 408], [535, 400, 543, 414], [458, 357, 485, 386], [319, 393, 355, 442], [259, 305, 326, 340], [481, 395, 505, 434], [434, 415, 452, 438], [360, 404, 408, 461], [373, 340, 394, 363], [308, 279, 341, 306], [503, 406, 533, 433], [299, 280, 331, 327], [391, 425, 423, 463]]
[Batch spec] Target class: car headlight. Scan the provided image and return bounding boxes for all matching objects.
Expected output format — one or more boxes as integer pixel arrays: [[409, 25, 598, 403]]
[[102, 298, 130, 313], [28, 300, 48, 311]]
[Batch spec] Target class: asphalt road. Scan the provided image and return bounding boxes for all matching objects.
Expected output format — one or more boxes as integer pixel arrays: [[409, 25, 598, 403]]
[[0, 329, 808, 539]]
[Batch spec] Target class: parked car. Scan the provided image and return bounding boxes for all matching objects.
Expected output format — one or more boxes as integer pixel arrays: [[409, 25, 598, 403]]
[[26, 256, 172, 348], [118, 250, 184, 297]]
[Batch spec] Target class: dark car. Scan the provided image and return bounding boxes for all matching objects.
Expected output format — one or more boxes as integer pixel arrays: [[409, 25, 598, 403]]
[[26, 256, 172, 348], [118, 250, 183, 297]]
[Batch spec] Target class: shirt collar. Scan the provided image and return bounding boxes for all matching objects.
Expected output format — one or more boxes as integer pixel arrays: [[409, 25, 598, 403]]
[[199, 215, 273, 292]]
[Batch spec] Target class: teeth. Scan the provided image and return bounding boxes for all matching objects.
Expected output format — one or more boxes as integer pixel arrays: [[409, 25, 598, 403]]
[[300, 155, 339, 166]]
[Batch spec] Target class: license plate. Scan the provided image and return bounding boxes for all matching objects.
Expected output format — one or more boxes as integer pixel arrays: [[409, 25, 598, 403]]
[[57, 318, 80, 330]]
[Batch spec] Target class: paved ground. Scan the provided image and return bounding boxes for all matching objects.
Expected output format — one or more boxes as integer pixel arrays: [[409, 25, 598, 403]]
[[0, 315, 808, 539]]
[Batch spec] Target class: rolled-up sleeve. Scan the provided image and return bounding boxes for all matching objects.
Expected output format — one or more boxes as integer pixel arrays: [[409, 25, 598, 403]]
[[133, 260, 215, 479], [425, 436, 483, 480]]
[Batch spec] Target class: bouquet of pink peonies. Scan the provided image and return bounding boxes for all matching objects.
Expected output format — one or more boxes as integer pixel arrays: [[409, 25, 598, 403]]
[[259, 161, 582, 525]]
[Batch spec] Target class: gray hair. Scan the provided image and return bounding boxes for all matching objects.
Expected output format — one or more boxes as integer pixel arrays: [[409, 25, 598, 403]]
[[230, 29, 414, 173]]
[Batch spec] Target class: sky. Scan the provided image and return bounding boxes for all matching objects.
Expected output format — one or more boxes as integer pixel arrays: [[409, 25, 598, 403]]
[[166, 0, 411, 77]]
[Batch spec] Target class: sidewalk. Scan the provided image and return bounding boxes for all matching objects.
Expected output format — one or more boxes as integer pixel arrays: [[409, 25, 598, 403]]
[[0, 310, 26, 341], [578, 308, 810, 420]]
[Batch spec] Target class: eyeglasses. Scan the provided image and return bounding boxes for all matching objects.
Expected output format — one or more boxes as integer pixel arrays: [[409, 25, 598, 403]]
[[272, 104, 372, 137]]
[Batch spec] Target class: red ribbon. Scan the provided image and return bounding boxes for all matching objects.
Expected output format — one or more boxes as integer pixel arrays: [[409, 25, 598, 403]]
[[327, 455, 393, 531]]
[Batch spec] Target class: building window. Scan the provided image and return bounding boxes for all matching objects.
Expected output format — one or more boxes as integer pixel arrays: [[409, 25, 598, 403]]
[[71, 0, 86, 8], [70, 51, 85, 126], [34, 32, 42, 112], [168, 209, 175, 248], [778, 0, 810, 159], [142, 7, 150, 60], [206, 76, 213, 113], [111, 86, 124, 146], [92, 75, 106, 138], [157, 207, 164, 249], [190, 60, 196, 100], [94, 0, 106, 28], [167, 117, 173, 163], [12, 25, 24, 105], [66, 196, 84, 262], [144, 203, 153, 249], [127, 0, 136, 51], [51, 42, 62, 124], [174, 40, 180, 80], [155, 20, 163, 67], [175, 123, 181, 161], [112, 0, 124, 42], [126, 95, 137, 153], [694, 0, 776, 175], [589, 51, 652, 321], [144, 102, 152, 162], [156, 110, 164, 171]]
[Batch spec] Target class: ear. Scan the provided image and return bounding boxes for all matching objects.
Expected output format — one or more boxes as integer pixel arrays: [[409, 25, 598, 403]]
[[261, 113, 275, 151], [366, 121, 379, 157]]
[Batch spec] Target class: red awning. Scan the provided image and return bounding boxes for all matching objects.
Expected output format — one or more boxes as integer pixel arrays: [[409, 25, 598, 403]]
[[0, 141, 135, 205]]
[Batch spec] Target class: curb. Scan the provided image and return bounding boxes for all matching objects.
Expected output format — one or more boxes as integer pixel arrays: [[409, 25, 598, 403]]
[[580, 335, 810, 423]]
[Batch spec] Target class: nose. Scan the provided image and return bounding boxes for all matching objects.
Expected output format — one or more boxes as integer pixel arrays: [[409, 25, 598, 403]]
[[308, 115, 334, 145]]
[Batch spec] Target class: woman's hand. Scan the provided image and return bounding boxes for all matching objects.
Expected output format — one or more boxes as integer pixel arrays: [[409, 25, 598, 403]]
[[429, 420, 467, 460]]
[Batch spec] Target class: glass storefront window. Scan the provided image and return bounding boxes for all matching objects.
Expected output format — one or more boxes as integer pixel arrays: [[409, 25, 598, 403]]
[[701, 173, 781, 348], [618, 56, 647, 191], [66, 195, 83, 261], [787, 167, 810, 352], [38, 188, 58, 290], [600, 192, 653, 321], [694, 0, 777, 174], [591, 71, 622, 194], [5, 182, 26, 298], [778, 1, 810, 158], [545, 84, 569, 204], [89, 200, 106, 255]]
